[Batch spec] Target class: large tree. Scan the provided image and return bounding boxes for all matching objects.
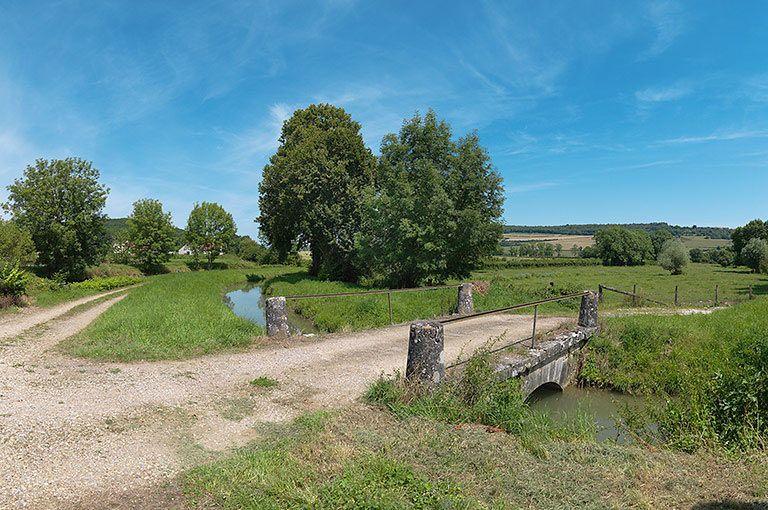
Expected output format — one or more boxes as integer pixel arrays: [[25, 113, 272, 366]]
[[4, 158, 109, 280], [357, 110, 504, 287], [126, 199, 176, 273], [258, 104, 376, 281], [732, 219, 767, 264], [185, 202, 237, 269]]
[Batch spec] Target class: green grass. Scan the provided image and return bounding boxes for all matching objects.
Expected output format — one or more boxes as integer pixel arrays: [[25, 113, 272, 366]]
[[23, 273, 141, 308], [250, 376, 278, 388], [63, 266, 302, 361], [266, 263, 766, 333], [164, 254, 265, 273], [183, 407, 768, 509], [582, 298, 768, 451]]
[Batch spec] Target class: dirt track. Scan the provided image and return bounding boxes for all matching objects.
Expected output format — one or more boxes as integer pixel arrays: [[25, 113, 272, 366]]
[[0, 294, 569, 509]]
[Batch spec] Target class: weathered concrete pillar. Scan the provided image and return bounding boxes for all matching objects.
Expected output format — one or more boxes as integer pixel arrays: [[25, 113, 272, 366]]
[[457, 283, 474, 315], [578, 291, 599, 328], [405, 321, 445, 384], [265, 296, 291, 337]]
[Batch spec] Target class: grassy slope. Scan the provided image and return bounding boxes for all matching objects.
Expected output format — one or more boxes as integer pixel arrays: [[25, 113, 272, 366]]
[[582, 297, 768, 394], [63, 266, 301, 361], [266, 264, 765, 333], [184, 407, 767, 509]]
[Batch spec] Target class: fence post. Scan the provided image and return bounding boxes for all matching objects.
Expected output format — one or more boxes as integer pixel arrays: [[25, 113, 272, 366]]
[[387, 291, 394, 324], [531, 304, 538, 349], [749, 285, 754, 300], [674, 285, 679, 307], [715, 285, 719, 306], [632, 284, 637, 306], [578, 291, 599, 328], [265, 297, 291, 338], [406, 321, 445, 385], [598, 284, 604, 303], [457, 283, 474, 315]]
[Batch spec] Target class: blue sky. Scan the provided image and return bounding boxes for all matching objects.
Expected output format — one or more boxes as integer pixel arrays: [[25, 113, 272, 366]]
[[0, 1, 766, 237]]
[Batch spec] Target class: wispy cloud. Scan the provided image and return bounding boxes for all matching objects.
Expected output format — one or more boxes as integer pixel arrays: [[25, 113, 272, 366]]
[[658, 130, 768, 145], [506, 181, 560, 194], [638, 0, 685, 60], [635, 84, 690, 103]]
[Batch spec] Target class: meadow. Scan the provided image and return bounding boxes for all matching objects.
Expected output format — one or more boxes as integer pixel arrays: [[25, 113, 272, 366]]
[[266, 263, 765, 333], [63, 266, 302, 361]]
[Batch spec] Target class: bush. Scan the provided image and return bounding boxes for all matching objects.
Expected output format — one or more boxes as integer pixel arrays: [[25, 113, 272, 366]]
[[658, 239, 689, 275], [0, 219, 37, 266], [688, 248, 706, 263], [85, 263, 143, 279], [742, 238, 768, 273], [710, 246, 735, 267], [594, 227, 653, 266], [0, 261, 29, 297]]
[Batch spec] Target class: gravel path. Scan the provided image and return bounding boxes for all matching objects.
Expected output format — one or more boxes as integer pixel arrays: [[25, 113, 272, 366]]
[[0, 295, 570, 509]]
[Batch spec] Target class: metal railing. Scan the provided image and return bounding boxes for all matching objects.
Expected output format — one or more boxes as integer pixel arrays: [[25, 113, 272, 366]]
[[443, 291, 589, 369], [284, 284, 457, 324], [598, 284, 668, 307]]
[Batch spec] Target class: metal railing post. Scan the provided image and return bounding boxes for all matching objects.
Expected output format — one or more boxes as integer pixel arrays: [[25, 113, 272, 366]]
[[715, 285, 719, 306], [674, 285, 679, 307], [632, 284, 637, 306], [387, 291, 394, 324], [531, 304, 538, 349]]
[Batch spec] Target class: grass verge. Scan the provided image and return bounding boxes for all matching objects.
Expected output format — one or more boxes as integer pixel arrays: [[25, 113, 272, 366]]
[[183, 406, 768, 509], [62, 266, 301, 361], [582, 298, 768, 451]]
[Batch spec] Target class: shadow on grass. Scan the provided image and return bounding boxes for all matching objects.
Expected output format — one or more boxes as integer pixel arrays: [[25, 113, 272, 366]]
[[692, 502, 768, 510]]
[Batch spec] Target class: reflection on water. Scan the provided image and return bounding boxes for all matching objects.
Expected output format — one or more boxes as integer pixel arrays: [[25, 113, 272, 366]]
[[224, 284, 266, 326], [528, 385, 640, 443], [224, 284, 319, 335]]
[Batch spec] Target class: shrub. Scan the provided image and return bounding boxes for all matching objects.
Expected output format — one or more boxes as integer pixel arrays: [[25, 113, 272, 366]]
[[688, 248, 706, 263], [658, 239, 689, 275], [594, 227, 653, 266], [710, 246, 735, 267], [742, 238, 768, 273], [481, 257, 601, 269], [0, 219, 37, 266], [0, 261, 29, 297]]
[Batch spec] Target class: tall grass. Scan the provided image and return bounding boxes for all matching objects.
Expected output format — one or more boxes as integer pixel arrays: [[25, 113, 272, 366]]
[[582, 298, 768, 451], [64, 267, 301, 361]]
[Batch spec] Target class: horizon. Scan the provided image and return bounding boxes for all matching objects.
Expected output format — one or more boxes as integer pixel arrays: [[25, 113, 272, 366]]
[[1, 1, 767, 236]]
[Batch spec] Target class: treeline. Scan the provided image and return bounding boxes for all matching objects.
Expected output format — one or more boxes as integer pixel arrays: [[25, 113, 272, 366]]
[[504, 222, 733, 239]]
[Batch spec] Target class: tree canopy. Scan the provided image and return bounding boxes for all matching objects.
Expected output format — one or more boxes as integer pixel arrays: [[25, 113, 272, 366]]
[[126, 199, 176, 273], [357, 110, 503, 287], [650, 228, 674, 258], [732, 219, 767, 264], [4, 158, 109, 280], [258, 104, 376, 281], [185, 202, 237, 269], [742, 238, 768, 273], [594, 227, 653, 266]]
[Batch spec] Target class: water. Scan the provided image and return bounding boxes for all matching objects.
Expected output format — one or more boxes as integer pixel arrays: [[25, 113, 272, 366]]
[[224, 284, 319, 334], [224, 284, 266, 326], [528, 385, 641, 443]]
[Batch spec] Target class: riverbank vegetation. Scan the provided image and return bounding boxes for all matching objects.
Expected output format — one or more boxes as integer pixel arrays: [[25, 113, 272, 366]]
[[582, 298, 768, 452], [63, 267, 300, 361]]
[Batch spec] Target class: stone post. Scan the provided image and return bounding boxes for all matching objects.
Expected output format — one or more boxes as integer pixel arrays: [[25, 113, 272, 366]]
[[405, 321, 445, 384], [457, 283, 474, 315], [577, 291, 599, 328], [265, 296, 291, 338]]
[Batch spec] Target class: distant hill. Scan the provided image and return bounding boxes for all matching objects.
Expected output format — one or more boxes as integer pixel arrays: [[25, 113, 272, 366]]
[[104, 217, 186, 242], [503, 222, 733, 239]]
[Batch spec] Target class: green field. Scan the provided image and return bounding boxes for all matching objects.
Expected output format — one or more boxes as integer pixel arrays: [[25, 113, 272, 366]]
[[266, 263, 765, 333], [64, 266, 302, 361]]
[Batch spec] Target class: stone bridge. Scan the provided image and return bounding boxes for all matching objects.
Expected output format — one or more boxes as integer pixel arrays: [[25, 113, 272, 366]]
[[404, 290, 600, 399]]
